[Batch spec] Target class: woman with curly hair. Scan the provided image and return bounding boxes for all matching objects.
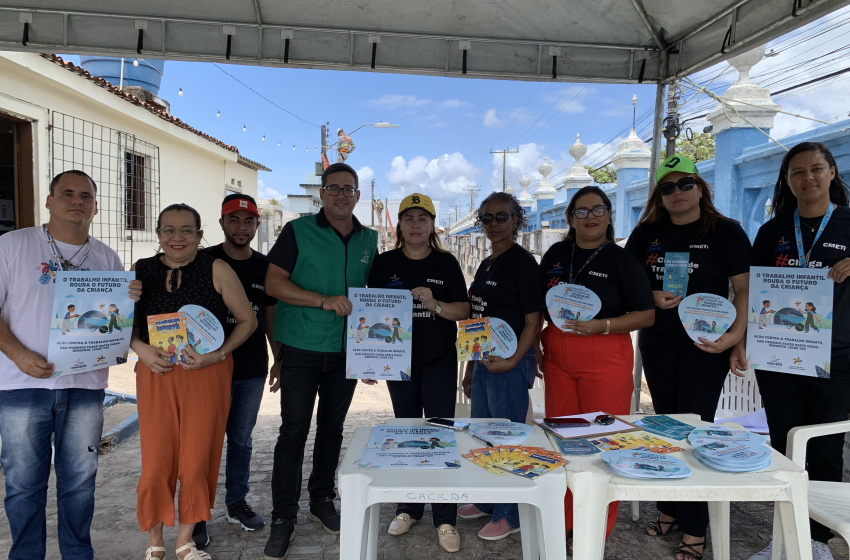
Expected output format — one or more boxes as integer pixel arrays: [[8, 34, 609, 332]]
[[458, 192, 544, 541]]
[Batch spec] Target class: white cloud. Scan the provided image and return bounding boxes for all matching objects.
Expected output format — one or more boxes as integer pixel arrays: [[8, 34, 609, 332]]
[[385, 153, 478, 213], [483, 108, 502, 128], [258, 181, 286, 201], [369, 94, 432, 109], [356, 165, 376, 188]]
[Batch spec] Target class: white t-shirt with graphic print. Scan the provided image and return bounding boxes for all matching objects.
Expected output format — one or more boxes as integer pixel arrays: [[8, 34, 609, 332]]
[[0, 225, 125, 390]]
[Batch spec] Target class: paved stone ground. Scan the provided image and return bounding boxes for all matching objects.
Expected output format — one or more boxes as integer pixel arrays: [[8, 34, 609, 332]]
[[0, 360, 847, 560]]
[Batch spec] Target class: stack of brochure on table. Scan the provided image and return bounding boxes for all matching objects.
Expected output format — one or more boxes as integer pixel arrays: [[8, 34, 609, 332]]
[[688, 425, 771, 472], [469, 421, 532, 445], [600, 450, 692, 479]]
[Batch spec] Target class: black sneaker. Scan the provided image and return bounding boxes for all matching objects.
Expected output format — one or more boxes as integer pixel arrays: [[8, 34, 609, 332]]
[[192, 520, 210, 550], [263, 517, 295, 560], [226, 500, 265, 531], [307, 497, 340, 535]]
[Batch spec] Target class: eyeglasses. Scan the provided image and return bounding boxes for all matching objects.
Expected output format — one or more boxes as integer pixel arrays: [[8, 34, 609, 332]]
[[571, 205, 608, 219], [159, 226, 198, 238], [322, 186, 358, 197], [481, 212, 514, 224], [658, 176, 696, 196]]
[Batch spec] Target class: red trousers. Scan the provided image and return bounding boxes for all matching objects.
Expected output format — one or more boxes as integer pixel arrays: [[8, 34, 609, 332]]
[[541, 325, 634, 538], [136, 356, 232, 531]]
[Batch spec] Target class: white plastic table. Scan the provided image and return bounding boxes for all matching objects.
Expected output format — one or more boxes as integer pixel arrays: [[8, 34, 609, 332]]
[[560, 414, 812, 560], [339, 417, 568, 560]]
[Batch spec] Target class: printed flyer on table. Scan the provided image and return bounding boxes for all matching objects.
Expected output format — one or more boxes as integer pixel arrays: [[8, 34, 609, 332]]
[[354, 426, 461, 469], [346, 288, 413, 380], [746, 266, 833, 378], [47, 271, 135, 376]]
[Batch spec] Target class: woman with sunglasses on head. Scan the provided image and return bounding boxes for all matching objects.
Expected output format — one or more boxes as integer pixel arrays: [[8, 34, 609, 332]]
[[625, 155, 751, 560], [539, 186, 654, 548], [732, 142, 850, 560], [458, 192, 544, 541], [130, 204, 257, 560], [365, 193, 470, 553]]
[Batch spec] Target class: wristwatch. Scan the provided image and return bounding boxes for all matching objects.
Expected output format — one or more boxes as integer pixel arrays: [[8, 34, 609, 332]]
[[434, 302, 442, 315]]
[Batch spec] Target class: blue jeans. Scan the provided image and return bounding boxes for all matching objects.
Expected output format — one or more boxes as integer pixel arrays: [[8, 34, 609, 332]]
[[0, 388, 104, 560], [225, 377, 266, 506], [470, 349, 536, 529]]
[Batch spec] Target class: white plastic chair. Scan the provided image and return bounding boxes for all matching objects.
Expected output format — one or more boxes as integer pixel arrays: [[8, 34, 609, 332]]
[[714, 366, 763, 422], [771, 419, 850, 560]]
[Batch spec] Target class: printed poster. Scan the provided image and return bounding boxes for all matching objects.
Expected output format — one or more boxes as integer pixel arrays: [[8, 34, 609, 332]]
[[747, 266, 833, 378], [456, 316, 517, 361], [346, 288, 412, 380], [354, 426, 461, 469], [47, 271, 135, 376]]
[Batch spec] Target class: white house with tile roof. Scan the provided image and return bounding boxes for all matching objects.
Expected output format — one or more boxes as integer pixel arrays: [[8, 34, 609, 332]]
[[0, 52, 271, 266]]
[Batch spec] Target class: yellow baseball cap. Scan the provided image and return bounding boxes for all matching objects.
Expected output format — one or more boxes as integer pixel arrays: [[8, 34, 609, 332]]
[[398, 193, 436, 218], [656, 154, 699, 183]]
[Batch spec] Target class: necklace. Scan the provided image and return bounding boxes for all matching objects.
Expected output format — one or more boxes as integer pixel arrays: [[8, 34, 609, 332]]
[[43, 224, 91, 271], [486, 244, 513, 271], [798, 215, 824, 233]]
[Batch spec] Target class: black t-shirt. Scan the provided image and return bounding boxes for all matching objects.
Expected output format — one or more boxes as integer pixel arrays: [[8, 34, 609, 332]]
[[469, 243, 545, 344], [368, 249, 469, 368], [539, 240, 654, 324], [625, 217, 752, 342], [204, 245, 277, 379], [753, 206, 850, 356]]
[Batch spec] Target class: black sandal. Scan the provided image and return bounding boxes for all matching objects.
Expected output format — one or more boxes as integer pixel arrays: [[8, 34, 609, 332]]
[[644, 515, 678, 537], [675, 540, 705, 560]]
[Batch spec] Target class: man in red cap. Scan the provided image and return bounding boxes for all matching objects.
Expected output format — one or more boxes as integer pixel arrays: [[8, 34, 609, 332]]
[[193, 193, 279, 550]]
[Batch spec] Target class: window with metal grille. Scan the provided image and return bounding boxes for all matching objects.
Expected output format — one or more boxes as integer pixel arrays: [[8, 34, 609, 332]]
[[124, 152, 146, 231]]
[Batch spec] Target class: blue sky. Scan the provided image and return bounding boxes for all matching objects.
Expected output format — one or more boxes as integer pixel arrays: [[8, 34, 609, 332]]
[[64, 5, 850, 225]]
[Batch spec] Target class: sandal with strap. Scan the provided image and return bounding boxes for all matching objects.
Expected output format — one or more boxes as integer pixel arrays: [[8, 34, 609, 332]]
[[144, 546, 166, 560], [176, 542, 211, 560], [644, 515, 678, 537], [675, 540, 705, 560]]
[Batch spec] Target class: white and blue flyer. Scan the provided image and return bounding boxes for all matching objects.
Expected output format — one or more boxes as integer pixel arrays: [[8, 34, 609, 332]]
[[678, 293, 736, 343], [346, 288, 413, 380], [662, 252, 690, 297], [47, 271, 135, 376], [747, 266, 833, 378], [545, 283, 602, 332], [354, 426, 461, 469]]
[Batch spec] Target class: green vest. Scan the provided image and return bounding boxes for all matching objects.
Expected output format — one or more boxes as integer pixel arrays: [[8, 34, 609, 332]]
[[276, 214, 377, 353]]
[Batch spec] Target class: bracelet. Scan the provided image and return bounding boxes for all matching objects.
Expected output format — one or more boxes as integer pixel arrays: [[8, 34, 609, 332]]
[[320, 295, 329, 310], [219, 350, 226, 362], [603, 318, 611, 335]]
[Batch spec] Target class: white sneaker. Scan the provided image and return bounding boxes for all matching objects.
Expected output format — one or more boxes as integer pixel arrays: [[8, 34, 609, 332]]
[[811, 540, 835, 560]]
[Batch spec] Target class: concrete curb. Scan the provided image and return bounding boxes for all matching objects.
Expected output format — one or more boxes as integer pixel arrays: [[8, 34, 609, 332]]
[[100, 390, 139, 454]]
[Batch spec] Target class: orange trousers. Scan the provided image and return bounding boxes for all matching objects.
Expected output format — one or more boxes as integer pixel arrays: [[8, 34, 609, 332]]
[[541, 325, 634, 538], [136, 356, 232, 532]]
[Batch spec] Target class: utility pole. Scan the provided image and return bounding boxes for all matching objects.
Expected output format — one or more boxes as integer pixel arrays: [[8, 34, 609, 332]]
[[403, 181, 409, 197], [464, 184, 481, 213], [371, 179, 375, 226], [320, 123, 328, 155], [663, 83, 680, 157], [490, 147, 519, 192]]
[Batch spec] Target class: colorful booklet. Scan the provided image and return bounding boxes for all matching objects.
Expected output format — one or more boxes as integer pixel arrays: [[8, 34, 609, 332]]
[[633, 415, 696, 441], [663, 252, 690, 297], [147, 312, 188, 364], [456, 316, 517, 361]]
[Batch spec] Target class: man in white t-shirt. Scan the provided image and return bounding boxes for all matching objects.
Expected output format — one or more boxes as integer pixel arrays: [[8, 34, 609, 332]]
[[0, 170, 140, 560]]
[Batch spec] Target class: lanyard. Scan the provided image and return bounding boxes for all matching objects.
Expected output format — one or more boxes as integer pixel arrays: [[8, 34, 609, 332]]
[[43, 224, 92, 271], [569, 241, 609, 284], [793, 205, 833, 268]]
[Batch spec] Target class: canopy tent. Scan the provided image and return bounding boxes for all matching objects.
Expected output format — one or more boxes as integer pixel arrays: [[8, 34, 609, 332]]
[[0, 0, 846, 84]]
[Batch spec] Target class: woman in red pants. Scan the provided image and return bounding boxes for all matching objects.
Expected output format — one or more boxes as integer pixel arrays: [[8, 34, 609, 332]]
[[539, 186, 654, 548]]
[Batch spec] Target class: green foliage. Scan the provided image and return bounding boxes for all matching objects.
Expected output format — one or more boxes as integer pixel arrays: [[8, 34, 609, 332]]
[[676, 132, 716, 163], [585, 165, 617, 185]]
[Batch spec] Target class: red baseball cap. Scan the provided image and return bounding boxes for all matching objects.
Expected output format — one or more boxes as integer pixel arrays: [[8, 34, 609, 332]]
[[221, 197, 260, 218]]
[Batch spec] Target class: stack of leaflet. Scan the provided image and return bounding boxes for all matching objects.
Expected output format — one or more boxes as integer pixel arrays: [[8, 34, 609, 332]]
[[688, 424, 771, 472], [600, 450, 692, 479], [469, 421, 531, 445]]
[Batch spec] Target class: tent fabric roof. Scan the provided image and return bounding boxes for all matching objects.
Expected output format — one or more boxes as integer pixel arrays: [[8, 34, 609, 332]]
[[1, 0, 848, 83]]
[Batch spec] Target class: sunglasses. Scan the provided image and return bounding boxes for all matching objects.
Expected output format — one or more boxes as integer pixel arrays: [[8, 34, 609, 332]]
[[658, 176, 696, 196], [481, 212, 515, 224]]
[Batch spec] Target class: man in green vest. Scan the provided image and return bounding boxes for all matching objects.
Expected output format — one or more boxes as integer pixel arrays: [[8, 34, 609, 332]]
[[263, 162, 377, 560]]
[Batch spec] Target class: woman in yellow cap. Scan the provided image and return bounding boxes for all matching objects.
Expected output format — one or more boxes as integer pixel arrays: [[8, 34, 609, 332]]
[[365, 193, 470, 553], [625, 155, 752, 560]]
